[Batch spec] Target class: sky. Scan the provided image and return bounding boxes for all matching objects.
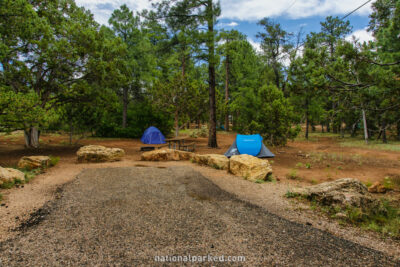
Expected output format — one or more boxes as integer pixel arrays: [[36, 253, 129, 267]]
[[75, 0, 375, 51]]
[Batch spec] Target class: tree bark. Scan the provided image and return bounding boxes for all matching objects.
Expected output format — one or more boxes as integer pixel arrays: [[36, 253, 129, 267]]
[[340, 120, 345, 138], [24, 127, 40, 148], [332, 102, 337, 133], [174, 109, 179, 137], [69, 122, 74, 145], [382, 120, 387, 144], [305, 97, 309, 140], [122, 87, 128, 128], [362, 108, 368, 144], [206, 0, 217, 148], [397, 121, 400, 141], [224, 54, 230, 132]]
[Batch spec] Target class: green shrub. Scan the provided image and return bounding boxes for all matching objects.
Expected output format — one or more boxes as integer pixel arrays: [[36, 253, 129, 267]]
[[305, 163, 312, 169], [285, 190, 299, 198], [286, 169, 300, 180], [49, 156, 60, 167], [0, 180, 15, 189], [295, 162, 304, 168]]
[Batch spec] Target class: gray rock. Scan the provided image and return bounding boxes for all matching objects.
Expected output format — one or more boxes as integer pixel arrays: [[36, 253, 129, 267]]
[[293, 178, 379, 210]]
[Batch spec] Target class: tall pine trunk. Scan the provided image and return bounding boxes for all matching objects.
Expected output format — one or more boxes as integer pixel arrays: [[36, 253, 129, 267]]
[[305, 97, 309, 140], [382, 120, 387, 144], [207, 0, 217, 148], [362, 108, 368, 144], [174, 110, 179, 137], [397, 122, 400, 141], [224, 54, 230, 132], [24, 127, 40, 148]]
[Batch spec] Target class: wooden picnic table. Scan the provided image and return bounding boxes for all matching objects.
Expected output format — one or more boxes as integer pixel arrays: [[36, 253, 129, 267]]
[[165, 136, 189, 150]]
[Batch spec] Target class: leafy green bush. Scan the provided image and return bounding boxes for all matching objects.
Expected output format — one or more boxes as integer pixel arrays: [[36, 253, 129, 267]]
[[231, 84, 300, 146], [49, 156, 60, 167]]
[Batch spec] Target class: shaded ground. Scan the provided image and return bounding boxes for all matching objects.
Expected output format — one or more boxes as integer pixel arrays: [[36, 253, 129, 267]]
[[1, 166, 398, 266]]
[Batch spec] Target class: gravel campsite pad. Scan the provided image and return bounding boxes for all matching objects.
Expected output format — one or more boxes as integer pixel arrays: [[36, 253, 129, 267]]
[[0, 166, 398, 266]]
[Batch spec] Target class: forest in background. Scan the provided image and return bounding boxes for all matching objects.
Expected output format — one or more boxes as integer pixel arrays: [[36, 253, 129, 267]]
[[0, 0, 399, 148]]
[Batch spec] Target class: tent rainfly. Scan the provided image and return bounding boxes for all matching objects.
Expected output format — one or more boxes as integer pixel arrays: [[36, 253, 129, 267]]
[[224, 134, 275, 158]]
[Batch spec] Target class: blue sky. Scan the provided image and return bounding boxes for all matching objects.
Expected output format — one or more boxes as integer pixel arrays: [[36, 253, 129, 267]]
[[75, 0, 375, 49]]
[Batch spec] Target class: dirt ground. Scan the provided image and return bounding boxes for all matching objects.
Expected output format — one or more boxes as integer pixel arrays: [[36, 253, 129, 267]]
[[1, 131, 400, 185], [0, 131, 400, 260]]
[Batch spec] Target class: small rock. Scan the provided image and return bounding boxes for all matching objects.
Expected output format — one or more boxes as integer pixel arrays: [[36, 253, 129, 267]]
[[18, 156, 50, 170], [293, 178, 379, 211], [77, 145, 125, 163], [368, 182, 386, 193], [0, 167, 25, 184]]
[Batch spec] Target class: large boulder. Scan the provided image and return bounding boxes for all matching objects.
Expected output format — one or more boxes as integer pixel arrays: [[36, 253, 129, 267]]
[[293, 178, 379, 210], [18, 156, 50, 170], [0, 167, 25, 185], [193, 154, 229, 170], [176, 150, 195, 161], [141, 149, 194, 161], [229, 154, 272, 182], [77, 145, 125, 163]]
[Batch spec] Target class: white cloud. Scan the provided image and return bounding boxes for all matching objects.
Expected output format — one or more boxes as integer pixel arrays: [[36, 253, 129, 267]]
[[346, 28, 375, 44], [220, 0, 373, 21], [75, 0, 157, 25], [74, 0, 373, 26], [247, 38, 262, 52]]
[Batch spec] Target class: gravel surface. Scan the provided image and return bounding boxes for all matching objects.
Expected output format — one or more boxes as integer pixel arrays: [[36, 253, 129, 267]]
[[0, 166, 398, 266]]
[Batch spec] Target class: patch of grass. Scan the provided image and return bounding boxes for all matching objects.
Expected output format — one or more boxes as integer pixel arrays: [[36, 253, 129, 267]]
[[285, 190, 299, 198], [0, 180, 16, 189], [310, 179, 318, 185], [339, 139, 400, 152], [295, 162, 304, 168], [21, 168, 43, 183], [255, 173, 274, 183], [383, 175, 400, 190], [299, 195, 400, 238], [286, 169, 300, 180], [364, 181, 373, 188], [305, 163, 312, 169], [49, 156, 60, 167]]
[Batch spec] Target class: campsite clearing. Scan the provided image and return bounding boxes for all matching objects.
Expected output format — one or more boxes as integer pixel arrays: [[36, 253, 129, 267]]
[[0, 131, 400, 260]]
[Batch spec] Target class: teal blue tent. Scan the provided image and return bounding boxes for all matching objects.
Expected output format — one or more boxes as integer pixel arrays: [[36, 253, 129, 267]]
[[224, 134, 274, 158]]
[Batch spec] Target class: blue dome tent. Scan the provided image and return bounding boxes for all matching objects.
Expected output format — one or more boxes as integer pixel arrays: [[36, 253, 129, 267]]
[[224, 134, 274, 158], [141, 126, 166, 144]]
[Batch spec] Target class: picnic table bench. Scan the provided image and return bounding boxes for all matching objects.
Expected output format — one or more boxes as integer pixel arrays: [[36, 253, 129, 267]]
[[179, 142, 196, 152], [140, 143, 169, 152], [165, 136, 188, 149]]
